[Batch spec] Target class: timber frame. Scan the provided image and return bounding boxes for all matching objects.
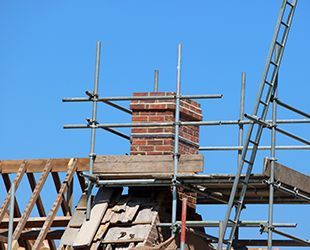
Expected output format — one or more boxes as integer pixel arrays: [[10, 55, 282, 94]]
[[0, 156, 309, 249], [0, 158, 87, 250]]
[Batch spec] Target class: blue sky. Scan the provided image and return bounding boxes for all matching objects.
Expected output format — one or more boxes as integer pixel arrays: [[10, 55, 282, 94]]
[[0, 0, 309, 247]]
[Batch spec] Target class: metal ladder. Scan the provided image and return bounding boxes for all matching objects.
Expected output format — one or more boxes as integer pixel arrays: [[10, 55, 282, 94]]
[[220, 1, 298, 249]]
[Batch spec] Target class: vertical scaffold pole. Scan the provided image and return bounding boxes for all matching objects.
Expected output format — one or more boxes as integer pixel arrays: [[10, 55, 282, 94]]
[[8, 182, 15, 250], [267, 44, 279, 250], [171, 43, 182, 235], [238, 72, 246, 164], [86, 41, 101, 220], [233, 72, 246, 247], [154, 70, 159, 92]]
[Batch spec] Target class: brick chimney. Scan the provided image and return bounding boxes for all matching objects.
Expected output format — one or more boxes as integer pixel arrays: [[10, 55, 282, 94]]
[[130, 92, 202, 155]]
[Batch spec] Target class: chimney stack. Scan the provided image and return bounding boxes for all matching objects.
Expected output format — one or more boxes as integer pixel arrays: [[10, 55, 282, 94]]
[[130, 92, 202, 155]]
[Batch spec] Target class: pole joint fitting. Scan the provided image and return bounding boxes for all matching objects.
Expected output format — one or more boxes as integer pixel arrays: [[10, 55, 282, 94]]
[[171, 222, 180, 234], [173, 152, 180, 159], [85, 90, 98, 100], [86, 118, 98, 126], [268, 157, 278, 162], [89, 153, 97, 160]]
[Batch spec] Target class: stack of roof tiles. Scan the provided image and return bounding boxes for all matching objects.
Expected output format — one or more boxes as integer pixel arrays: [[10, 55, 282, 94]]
[[60, 187, 214, 249]]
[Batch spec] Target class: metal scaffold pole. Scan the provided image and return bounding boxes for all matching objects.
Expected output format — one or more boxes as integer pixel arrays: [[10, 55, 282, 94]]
[[171, 43, 182, 236], [86, 41, 101, 220], [154, 69, 159, 92], [267, 44, 279, 250], [233, 72, 246, 247], [8, 182, 15, 250]]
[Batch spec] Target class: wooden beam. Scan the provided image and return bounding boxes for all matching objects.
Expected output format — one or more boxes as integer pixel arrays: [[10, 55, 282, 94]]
[[51, 172, 71, 216], [0, 162, 26, 222], [94, 155, 204, 174], [0, 230, 64, 241], [26, 173, 46, 217], [76, 171, 87, 192], [264, 160, 310, 194], [237, 239, 308, 247], [12, 160, 52, 241], [1, 155, 203, 174], [27, 173, 57, 250], [66, 178, 73, 215], [1, 172, 31, 249], [0, 158, 88, 173], [0, 216, 70, 228], [1, 174, 21, 217], [32, 158, 78, 250]]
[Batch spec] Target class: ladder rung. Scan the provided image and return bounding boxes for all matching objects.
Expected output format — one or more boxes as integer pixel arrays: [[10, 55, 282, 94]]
[[265, 80, 272, 86], [249, 139, 259, 145], [244, 159, 253, 165], [270, 60, 278, 67], [275, 41, 284, 48], [281, 21, 289, 28], [228, 219, 237, 224], [286, 1, 294, 8], [259, 100, 268, 106]]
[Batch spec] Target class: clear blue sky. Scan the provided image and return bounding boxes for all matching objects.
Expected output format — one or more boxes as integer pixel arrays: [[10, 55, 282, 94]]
[[0, 0, 309, 247]]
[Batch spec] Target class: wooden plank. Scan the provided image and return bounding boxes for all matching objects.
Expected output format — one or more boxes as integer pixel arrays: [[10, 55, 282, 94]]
[[12, 160, 52, 241], [0, 229, 64, 241], [72, 188, 114, 247], [32, 158, 78, 250], [94, 155, 204, 174], [0, 158, 88, 173], [0, 155, 203, 174], [264, 160, 310, 194], [0, 216, 70, 228], [51, 172, 71, 216], [0, 162, 26, 222]]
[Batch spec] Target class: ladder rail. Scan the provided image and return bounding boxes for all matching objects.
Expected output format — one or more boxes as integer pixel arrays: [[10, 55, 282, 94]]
[[220, 1, 298, 248]]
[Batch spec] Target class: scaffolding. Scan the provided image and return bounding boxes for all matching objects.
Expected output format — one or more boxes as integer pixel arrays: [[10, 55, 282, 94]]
[[1, 0, 309, 249]]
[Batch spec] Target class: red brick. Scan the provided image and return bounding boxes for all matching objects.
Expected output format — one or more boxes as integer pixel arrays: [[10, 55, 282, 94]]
[[132, 128, 148, 133], [147, 140, 163, 145], [130, 104, 146, 110], [148, 104, 167, 110], [155, 145, 173, 151], [132, 139, 146, 145], [148, 116, 165, 122], [148, 128, 164, 133], [132, 116, 149, 122], [139, 146, 154, 151]]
